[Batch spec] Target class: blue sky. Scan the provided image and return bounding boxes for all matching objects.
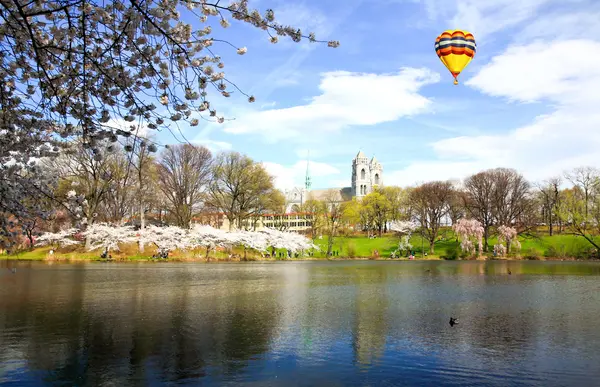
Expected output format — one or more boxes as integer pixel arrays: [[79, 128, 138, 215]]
[[155, 0, 600, 190]]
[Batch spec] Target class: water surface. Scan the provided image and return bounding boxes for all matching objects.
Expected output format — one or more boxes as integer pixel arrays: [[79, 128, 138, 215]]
[[1, 260, 600, 386]]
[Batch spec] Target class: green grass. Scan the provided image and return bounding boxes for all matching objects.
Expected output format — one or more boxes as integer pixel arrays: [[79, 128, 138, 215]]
[[3, 232, 599, 262], [312, 231, 600, 260], [312, 234, 456, 259]]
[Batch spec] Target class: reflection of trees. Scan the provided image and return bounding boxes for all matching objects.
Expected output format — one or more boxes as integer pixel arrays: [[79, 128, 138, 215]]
[[0, 265, 281, 384], [352, 283, 388, 366], [4, 261, 600, 384]]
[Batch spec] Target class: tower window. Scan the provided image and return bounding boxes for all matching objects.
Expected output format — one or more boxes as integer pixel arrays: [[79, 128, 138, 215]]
[[361, 168, 366, 179], [374, 174, 379, 185]]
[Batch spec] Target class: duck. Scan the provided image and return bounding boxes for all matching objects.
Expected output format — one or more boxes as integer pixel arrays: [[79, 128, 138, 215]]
[[449, 317, 458, 327]]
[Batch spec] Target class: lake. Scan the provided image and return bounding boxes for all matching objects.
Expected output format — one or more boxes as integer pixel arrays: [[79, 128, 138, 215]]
[[2, 260, 600, 386]]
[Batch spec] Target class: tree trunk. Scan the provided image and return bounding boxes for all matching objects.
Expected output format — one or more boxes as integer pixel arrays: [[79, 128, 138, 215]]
[[429, 237, 435, 254], [26, 232, 34, 250], [327, 231, 334, 257], [139, 202, 145, 253], [483, 226, 489, 252], [548, 212, 553, 236], [85, 216, 93, 250]]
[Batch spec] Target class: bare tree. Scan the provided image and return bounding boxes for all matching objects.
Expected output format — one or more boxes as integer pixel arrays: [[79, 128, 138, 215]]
[[464, 168, 532, 250], [410, 181, 453, 253], [250, 189, 285, 231], [491, 168, 532, 229], [52, 140, 118, 248], [321, 190, 343, 257], [208, 151, 276, 231], [129, 139, 158, 252], [157, 144, 212, 228], [448, 188, 465, 226], [537, 177, 562, 236], [463, 171, 495, 251], [100, 149, 136, 223]]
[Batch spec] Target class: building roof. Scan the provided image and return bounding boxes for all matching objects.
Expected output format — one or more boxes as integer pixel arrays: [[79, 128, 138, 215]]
[[355, 150, 366, 159], [308, 187, 353, 202], [370, 156, 378, 164]]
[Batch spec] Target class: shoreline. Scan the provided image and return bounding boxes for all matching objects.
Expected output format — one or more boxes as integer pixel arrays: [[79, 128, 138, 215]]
[[1, 256, 596, 263]]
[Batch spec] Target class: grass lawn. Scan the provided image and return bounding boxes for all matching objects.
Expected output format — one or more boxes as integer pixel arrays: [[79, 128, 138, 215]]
[[313, 231, 599, 260]]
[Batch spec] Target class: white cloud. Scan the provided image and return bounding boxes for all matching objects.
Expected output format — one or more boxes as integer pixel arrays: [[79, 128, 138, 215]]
[[223, 68, 440, 142], [466, 40, 600, 105], [386, 38, 600, 186], [262, 160, 340, 190], [519, 9, 600, 42], [193, 139, 232, 153], [450, 0, 551, 40]]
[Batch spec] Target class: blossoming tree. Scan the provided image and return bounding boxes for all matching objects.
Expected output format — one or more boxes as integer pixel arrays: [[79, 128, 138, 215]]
[[81, 223, 137, 256], [389, 220, 418, 258], [0, 0, 338, 236], [189, 225, 235, 259], [141, 225, 191, 258], [452, 218, 484, 258], [36, 228, 80, 249], [260, 228, 318, 257], [496, 225, 521, 256]]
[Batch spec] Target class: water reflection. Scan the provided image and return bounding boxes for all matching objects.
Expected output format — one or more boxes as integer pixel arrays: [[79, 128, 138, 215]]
[[2, 261, 600, 386]]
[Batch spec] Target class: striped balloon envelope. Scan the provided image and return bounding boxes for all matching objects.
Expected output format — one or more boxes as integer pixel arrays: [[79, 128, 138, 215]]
[[435, 30, 476, 85]]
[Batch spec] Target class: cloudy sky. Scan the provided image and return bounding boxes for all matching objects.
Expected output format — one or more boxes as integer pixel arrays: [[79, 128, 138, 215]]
[[156, 0, 600, 190]]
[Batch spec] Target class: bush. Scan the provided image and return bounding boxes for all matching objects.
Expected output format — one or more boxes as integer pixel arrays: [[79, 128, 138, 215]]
[[346, 241, 357, 258], [521, 247, 539, 260], [443, 246, 460, 260], [544, 245, 561, 258]]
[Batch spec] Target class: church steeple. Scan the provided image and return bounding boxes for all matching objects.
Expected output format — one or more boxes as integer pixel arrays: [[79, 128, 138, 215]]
[[304, 150, 311, 190]]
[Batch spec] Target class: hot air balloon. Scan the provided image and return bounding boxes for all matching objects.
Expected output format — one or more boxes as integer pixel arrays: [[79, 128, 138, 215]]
[[435, 30, 476, 85]]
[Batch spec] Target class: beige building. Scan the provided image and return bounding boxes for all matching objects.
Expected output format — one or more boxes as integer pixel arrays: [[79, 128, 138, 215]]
[[284, 151, 383, 211]]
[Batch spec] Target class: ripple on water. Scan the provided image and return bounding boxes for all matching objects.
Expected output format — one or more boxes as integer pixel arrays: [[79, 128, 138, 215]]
[[2, 261, 600, 386]]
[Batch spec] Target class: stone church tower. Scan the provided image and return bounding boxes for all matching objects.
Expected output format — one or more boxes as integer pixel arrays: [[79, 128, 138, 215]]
[[352, 151, 383, 198]]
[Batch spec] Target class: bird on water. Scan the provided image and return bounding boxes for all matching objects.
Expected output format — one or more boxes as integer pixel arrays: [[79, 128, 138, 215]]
[[449, 317, 458, 327]]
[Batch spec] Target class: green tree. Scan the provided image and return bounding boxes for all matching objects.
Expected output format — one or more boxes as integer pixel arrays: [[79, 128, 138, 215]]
[[303, 199, 325, 241], [362, 191, 391, 237], [557, 186, 600, 251], [319, 190, 343, 257]]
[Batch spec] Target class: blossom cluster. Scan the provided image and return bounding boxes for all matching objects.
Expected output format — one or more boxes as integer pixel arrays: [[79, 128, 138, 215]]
[[37, 222, 319, 256]]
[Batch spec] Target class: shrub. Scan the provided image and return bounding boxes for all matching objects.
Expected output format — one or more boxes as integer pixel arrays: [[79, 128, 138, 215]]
[[346, 241, 357, 258], [443, 246, 460, 260]]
